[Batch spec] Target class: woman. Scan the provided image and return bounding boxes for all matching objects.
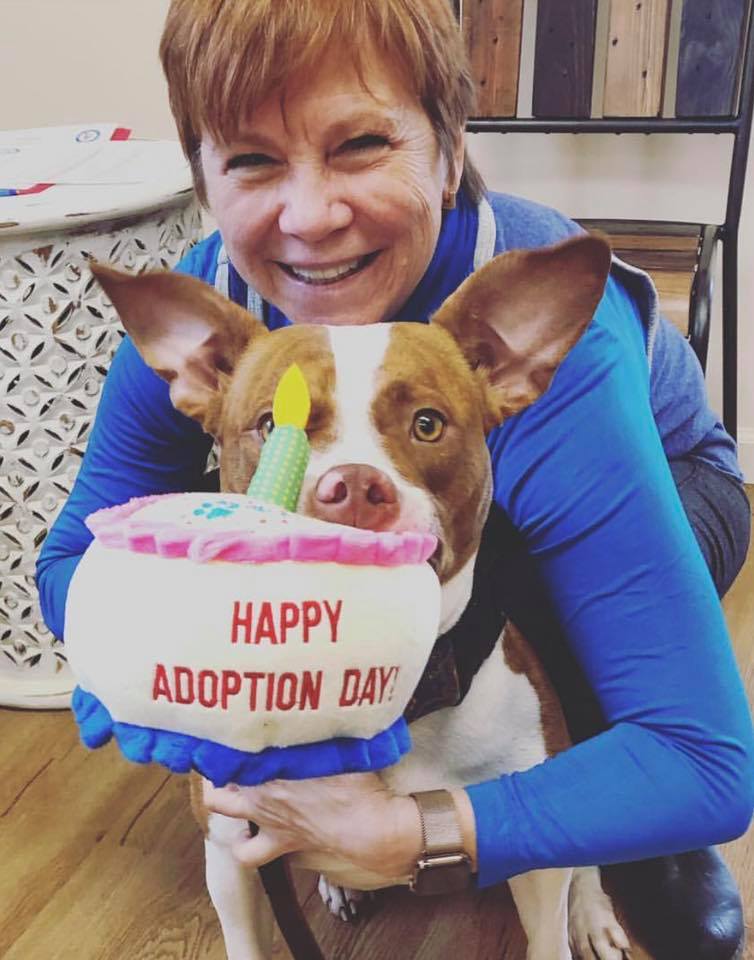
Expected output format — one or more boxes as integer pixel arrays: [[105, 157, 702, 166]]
[[37, 1, 753, 957]]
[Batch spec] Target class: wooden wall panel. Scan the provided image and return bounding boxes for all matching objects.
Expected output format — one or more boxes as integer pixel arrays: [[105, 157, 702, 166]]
[[532, 0, 598, 118], [676, 0, 749, 117], [463, 0, 524, 117], [603, 0, 671, 117]]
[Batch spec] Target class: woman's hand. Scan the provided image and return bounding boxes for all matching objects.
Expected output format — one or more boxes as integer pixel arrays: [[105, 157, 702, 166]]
[[203, 772, 423, 878]]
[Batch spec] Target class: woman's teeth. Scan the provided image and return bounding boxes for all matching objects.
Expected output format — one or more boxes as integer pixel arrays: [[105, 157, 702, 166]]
[[283, 255, 372, 285]]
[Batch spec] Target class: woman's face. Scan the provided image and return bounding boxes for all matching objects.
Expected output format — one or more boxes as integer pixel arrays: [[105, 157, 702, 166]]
[[200, 45, 462, 326]]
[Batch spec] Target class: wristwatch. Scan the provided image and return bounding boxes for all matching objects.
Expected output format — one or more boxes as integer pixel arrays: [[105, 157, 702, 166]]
[[408, 789, 473, 895]]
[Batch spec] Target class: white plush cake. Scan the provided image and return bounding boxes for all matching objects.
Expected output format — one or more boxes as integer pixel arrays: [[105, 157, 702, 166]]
[[65, 493, 441, 755]]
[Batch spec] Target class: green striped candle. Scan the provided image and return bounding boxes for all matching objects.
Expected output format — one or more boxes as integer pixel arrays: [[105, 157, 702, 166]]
[[246, 363, 311, 510]]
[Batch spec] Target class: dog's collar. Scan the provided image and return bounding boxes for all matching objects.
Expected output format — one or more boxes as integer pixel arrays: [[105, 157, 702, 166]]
[[405, 502, 509, 723]]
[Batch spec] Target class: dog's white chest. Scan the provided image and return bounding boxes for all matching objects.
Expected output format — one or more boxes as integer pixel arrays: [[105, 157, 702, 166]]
[[382, 635, 550, 796]]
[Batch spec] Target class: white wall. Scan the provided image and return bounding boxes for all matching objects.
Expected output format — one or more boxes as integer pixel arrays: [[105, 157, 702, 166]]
[[3, 0, 752, 478], [2, 0, 176, 142]]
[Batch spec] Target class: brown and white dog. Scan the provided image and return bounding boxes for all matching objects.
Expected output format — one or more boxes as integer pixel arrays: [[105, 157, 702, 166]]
[[92, 235, 630, 960]]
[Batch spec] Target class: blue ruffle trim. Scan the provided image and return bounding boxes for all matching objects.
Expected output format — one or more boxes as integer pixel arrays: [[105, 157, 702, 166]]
[[71, 686, 411, 786]]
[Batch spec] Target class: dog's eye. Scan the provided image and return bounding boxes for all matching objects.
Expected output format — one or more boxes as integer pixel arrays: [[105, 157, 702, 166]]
[[412, 409, 446, 442], [256, 413, 274, 442]]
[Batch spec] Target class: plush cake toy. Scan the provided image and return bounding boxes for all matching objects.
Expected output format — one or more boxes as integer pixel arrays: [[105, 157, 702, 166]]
[[65, 365, 441, 786]]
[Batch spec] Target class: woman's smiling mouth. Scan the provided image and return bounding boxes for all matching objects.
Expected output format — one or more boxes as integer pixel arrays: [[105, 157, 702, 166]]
[[277, 252, 379, 286]]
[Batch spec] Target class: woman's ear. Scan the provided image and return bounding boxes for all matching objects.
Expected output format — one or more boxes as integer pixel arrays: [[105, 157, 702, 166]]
[[446, 129, 465, 197]]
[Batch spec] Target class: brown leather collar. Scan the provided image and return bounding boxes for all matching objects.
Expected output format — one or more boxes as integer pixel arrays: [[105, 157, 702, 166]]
[[405, 503, 509, 723]]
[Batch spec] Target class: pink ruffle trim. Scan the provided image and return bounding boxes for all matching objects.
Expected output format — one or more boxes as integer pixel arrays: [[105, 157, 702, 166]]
[[86, 494, 437, 567]]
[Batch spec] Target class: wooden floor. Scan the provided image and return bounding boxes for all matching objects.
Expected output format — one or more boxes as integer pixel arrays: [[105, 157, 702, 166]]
[[2, 491, 752, 960]]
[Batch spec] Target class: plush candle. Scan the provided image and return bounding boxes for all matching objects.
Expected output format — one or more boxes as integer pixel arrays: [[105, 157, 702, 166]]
[[246, 363, 311, 510]]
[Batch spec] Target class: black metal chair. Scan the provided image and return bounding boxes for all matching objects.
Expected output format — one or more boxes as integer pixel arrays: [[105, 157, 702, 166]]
[[463, 0, 754, 439]]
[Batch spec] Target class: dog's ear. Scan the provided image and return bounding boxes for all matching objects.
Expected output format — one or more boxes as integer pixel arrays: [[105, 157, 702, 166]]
[[90, 263, 267, 431], [430, 234, 611, 427]]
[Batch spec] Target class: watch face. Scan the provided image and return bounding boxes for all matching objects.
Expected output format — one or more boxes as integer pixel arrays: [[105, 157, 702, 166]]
[[411, 856, 472, 896]]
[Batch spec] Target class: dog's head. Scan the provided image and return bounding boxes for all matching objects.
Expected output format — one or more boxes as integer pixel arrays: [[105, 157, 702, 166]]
[[92, 234, 610, 628]]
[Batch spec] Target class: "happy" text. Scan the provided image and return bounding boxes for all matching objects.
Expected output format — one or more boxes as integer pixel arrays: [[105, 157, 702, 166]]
[[230, 599, 343, 645]]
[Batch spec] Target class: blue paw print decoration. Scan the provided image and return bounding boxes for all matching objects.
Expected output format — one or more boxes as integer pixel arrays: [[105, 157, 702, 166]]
[[193, 499, 241, 521]]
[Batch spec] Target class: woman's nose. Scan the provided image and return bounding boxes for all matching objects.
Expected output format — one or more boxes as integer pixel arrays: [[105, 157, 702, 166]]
[[277, 170, 353, 242]]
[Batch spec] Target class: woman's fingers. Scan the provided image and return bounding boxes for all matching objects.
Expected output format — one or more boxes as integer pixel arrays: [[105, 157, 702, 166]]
[[202, 784, 296, 866], [204, 782, 257, 819], [232, 828, 289, 868]]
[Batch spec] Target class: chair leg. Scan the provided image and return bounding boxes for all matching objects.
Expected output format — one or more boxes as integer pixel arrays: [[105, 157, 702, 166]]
[[721, 231, 738, 440], [687, 225, 718, 373]]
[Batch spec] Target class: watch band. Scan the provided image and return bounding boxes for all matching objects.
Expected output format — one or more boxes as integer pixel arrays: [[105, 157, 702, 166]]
[[409, 789, 472, 895], [411, 789, 465, 856]]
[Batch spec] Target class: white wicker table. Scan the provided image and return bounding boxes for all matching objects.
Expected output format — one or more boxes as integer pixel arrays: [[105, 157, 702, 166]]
[[0, 128, 202, 708]]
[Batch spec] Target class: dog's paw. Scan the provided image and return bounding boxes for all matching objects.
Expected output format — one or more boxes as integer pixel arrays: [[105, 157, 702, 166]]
[[568, 867, 631, 960], [317, 875, 374, 923]]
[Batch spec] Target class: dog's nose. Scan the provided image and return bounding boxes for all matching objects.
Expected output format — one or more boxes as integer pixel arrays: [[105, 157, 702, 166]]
[[312, 464, 400, 531]]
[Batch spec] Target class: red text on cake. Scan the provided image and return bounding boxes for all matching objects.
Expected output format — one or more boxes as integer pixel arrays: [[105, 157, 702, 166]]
[[230, 599, 343, 645]]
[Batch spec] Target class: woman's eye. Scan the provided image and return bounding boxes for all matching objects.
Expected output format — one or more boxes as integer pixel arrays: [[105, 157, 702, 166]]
[[226, 153, 276, 171], [256, 413, 274, 441], [412, 409, 446, 443], [339, 134, 389, 153]]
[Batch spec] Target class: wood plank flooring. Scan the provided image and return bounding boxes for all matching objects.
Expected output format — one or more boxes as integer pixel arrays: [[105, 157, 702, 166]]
[[2, 489, 752, 960]]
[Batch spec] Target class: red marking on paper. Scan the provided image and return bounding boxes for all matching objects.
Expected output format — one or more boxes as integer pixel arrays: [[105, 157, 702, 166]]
[[16, 183, 54, 196]]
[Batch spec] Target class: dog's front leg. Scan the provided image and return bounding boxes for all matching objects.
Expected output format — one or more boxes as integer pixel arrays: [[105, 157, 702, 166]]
[[508, 868, 573, 960], [204, 812, 275, 960], [567, 866, 630, 960]]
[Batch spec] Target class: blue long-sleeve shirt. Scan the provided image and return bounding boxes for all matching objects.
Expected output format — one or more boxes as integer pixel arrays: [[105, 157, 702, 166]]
[[36, 192, 754, 883]]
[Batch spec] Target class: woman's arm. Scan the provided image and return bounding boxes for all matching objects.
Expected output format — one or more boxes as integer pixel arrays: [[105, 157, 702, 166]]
[[470, 276, 754, 885]]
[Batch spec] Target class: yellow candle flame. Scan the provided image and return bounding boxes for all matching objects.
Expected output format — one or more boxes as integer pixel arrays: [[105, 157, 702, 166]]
[[272, 363, 311, 430]]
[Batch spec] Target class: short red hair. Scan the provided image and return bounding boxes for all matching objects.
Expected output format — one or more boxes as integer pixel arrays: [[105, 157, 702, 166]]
[[159, 0, 484, 205]]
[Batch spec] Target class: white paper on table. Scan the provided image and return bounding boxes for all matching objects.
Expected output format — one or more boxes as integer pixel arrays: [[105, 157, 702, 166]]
[[0, 125, 123, 188], [0, 125, 189, 190]]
